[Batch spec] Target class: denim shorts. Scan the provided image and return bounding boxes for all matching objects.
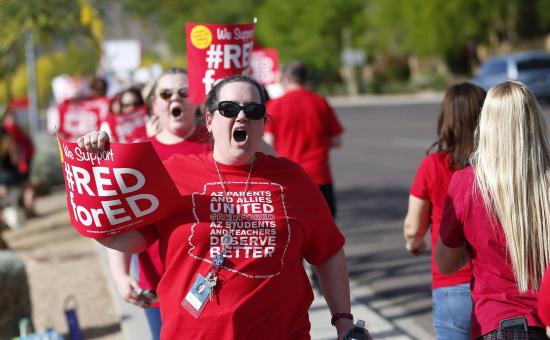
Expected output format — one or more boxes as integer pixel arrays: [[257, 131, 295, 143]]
[[432, 283, 472, 340]]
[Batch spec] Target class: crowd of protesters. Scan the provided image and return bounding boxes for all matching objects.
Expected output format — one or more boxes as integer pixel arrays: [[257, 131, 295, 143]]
[[5, 48, 546, 339]]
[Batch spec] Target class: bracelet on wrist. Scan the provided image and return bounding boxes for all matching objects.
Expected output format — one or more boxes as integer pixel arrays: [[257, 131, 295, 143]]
[[331, 312, 353, 326]]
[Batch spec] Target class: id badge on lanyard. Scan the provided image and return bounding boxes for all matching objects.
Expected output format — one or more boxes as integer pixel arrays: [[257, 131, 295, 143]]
[[181, 271, 217, 318]]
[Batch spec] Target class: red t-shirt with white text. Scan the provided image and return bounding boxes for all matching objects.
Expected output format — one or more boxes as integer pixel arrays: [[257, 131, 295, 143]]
[[140, 152, 345, 339], [265, 88, 343, 185], [440, 167, 542, 338], [410, 152, 471, 289], [136, 127, 211, 300]]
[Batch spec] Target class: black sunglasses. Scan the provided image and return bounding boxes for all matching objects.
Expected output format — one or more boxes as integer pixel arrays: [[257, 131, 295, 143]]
[[216, 101, 266, 120], [158, 88, 189, 100]]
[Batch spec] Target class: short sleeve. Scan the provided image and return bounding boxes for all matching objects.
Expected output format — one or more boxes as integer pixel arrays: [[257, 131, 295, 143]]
[[410, 156, 432, 200], [321, 98, 344, 137], [439, 171, 468, 248], [289, 165, 345, 264]]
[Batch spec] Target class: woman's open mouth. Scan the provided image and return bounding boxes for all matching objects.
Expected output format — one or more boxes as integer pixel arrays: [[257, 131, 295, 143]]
[[170, 106, 182, 117], [233, 128, 248, 142]]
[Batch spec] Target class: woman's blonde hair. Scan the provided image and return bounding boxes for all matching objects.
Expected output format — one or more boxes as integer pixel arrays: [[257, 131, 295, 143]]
[[472, 80, 550, 292]]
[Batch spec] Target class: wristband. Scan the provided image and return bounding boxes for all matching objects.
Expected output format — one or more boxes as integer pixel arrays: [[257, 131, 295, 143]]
[[331, 312, 353, 326]]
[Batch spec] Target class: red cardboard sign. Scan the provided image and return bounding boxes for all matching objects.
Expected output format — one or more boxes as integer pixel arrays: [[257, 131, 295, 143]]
[[104, 105, 149, 143], [57, 137, 182, 238], [186, 22, 256, 104], [250, 48, 279, 86], [57, 97, 110, 141]]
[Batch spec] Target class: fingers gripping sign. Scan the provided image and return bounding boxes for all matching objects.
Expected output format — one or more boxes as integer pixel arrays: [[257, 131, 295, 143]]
[[77, 130, 110, 153]]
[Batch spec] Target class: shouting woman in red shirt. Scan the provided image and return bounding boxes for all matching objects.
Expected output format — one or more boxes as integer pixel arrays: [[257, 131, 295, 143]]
[[78, 75, 368, 340]]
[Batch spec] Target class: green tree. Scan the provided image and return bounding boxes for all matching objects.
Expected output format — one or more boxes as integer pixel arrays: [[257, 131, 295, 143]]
[[123, 0, 368, 84], [368, 0, 550, 58], [124, 0, 263, 56], [256, 0, 368, 84], [0, 0, 102, 105]]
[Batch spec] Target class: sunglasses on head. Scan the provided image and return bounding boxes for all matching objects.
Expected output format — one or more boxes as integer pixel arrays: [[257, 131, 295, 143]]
[[216, 101, 266, 120], [158, 88, 189, 100]]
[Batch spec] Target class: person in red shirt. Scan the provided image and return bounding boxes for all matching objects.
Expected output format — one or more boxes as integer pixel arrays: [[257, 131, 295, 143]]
[[106, 68, 210, 340], [100, 87, 149, 143], [436, 81, 550, 339], [404, 83, 486, 339], [79, 75, 367, 340], [264, 61, 343, 216], [537, 266, 550, 338], [1, 108, 36, 217]]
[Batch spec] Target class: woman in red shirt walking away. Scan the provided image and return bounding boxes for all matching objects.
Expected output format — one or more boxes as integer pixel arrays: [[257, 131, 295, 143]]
[[436, 81, 550, 339], [404, 83, 486, 339]]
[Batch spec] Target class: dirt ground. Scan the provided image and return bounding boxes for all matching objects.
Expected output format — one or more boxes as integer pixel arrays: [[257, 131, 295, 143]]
[[3, 189, 122, 339]]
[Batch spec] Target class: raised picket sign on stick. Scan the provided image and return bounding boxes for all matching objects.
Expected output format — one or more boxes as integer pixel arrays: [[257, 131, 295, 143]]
[[250, 48, 279, 86], [57, 97, 110, 141], [186, 22, 256, 104], [57, 136, 182, 238]]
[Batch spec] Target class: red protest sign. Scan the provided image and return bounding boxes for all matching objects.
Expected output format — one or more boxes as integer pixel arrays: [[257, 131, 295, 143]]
[[88, 96, 111, 121], [250, 48, 279, 86], [186, 22, 256, 104], [104, 105, 149, 143], [57, 97, 110, 141], [57, 137, 182, 238]]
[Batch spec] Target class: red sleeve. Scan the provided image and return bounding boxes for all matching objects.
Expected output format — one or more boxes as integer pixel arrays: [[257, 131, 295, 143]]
[[4, 121, 34, 159], [410, 156, 432, 200], [289, 163, 345, 264], [439, 171, 467, 248], [538, 265, 550, 326], [320, 98, 343, 137]]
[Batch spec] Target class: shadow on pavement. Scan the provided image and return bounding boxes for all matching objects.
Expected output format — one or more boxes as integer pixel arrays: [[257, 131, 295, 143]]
[[336, 186, 433, 330], [79, 322, 122, 339]]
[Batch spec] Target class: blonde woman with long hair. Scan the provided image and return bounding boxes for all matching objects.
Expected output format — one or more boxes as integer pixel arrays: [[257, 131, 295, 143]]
[[436, 81, 550, 339]]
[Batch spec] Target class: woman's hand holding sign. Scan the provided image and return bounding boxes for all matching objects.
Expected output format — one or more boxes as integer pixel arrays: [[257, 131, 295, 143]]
[[60, 130, 183, 243], [77, 130, 110, 153]]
